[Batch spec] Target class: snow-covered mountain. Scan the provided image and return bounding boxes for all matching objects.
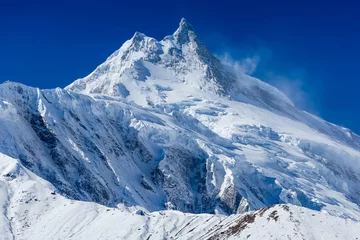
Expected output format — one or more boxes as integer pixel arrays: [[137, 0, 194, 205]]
[[1, 18, 360, 239]]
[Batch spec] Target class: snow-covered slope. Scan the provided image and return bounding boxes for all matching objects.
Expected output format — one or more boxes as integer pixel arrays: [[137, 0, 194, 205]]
[[1, 18, 360, 239], [1, 153, 359, 239]]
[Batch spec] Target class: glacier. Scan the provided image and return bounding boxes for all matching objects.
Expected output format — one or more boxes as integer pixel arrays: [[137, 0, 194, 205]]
[[0, 18, 360, 239]]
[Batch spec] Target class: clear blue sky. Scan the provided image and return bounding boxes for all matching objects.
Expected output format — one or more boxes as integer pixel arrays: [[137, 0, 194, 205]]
[[1, 0, 359, 134]]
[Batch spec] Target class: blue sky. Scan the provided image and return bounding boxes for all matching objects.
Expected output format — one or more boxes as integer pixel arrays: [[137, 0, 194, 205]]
[[1, 0, 359, 133]]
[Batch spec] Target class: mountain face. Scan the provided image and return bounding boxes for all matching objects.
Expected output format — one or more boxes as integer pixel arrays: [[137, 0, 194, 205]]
[[1, 18, 360, 239]]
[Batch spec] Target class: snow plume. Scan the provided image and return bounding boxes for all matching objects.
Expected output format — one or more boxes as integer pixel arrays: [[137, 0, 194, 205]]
[[263, 71, 322, 114], [217, 49, 320, 114], [213, 36, 272, 76], [217, 52, 260, 75], [265, 72, 307, 108]]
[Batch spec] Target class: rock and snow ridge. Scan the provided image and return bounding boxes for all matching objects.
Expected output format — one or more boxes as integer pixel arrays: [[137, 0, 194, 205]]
[[1, 18, 360, 239]]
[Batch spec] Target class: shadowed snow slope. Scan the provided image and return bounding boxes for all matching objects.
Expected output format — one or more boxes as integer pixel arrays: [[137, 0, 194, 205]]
[[1, 19, 360, 239]]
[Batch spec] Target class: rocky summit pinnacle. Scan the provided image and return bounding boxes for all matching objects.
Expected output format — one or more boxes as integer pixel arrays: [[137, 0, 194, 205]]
[[173, 18, 197, 44], [131, 31, 147, 42]]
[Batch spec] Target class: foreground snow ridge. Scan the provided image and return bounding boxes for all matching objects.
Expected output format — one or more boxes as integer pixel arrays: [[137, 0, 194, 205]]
[[0, 153, 359, 240], [1, 18, 360, 239]]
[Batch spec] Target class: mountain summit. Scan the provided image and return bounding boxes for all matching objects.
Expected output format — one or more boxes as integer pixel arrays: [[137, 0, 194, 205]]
[[173, 18, 197, 44], [0, 18, 360, 239], [66, 19, 294, 111]]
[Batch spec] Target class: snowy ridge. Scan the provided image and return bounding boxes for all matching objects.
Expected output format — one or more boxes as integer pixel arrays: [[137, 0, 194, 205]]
[[1, 19, 360, 239]]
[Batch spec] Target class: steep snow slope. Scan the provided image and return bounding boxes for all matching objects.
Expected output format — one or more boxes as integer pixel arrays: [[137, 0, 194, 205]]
[[1, 18, 360, 239], [1, 80, 360, 220], [1, 153, 359, 240]]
